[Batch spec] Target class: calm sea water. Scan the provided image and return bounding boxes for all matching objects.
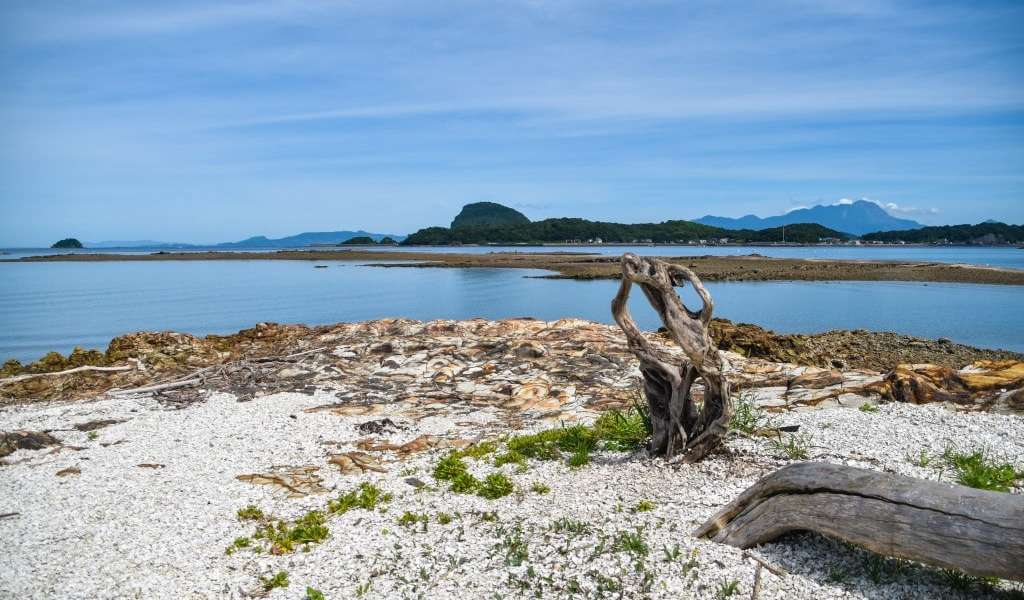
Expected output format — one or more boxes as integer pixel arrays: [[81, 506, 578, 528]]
[[2, 245, 1023, 269], [0, 260, 1021, 363]]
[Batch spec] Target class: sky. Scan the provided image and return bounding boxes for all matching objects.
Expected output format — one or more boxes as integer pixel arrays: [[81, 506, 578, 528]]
[[1, 1, 1022, 246]]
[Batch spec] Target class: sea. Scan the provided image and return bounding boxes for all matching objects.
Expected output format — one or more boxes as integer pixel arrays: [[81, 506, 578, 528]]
[[1, 245, 1022, 362]]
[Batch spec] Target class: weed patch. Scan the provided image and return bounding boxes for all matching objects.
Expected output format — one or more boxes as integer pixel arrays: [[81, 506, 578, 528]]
[[328, 482, 392, 514], [261, 571, 289, 591], [943, 447, 1022, 492]]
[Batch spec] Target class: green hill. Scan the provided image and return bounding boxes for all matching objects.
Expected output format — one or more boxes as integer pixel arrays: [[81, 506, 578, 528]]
[[451, 202, 530, 229], [404, 204, 850, 245], [51, 238, 83, 249], [861, 222, 1024, 244]]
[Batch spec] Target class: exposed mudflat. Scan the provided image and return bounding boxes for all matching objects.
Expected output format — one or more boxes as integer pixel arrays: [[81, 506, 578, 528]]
[[10, 248, 1024, 285]]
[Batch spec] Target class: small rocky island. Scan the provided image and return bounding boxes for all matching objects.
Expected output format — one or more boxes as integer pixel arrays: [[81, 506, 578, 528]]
[[49, 238, 83, 249]]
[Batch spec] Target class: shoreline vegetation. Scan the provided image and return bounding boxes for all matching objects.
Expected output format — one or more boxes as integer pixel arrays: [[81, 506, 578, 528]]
[[8, 248, 1024, 285]]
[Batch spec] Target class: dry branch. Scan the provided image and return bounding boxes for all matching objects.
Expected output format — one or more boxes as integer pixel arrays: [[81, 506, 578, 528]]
[[611, 253, 731, 462], [0, 359, 143, 386], [695, 462, 1024, 581]]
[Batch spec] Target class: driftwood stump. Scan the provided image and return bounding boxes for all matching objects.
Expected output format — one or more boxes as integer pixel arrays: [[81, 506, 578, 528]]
[[695, 462, 1024, 581], [611, 253, 731, 462]]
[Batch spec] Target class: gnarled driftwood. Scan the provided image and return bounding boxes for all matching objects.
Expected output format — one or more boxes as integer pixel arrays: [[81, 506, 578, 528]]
[[695, 462, 1024, 581], [611, 253, 730, 462]]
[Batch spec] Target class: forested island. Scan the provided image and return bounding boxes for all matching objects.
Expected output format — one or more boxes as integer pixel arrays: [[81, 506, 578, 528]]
[[403, 202, 849, 245], [50, 238, 83, 248], [862, 222, 1024, 244]]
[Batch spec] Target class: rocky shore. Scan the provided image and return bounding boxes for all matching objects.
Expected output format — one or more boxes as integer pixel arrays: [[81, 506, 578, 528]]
[[9, 249, 1024, 285], [1, 318, 1023, 599]]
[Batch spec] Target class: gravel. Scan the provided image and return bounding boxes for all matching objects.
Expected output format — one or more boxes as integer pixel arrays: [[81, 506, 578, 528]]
[[1, 391, 1022, 599]]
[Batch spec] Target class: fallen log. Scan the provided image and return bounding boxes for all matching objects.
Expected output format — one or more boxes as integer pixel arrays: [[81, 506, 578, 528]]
[[694, 462, 1024, 581]]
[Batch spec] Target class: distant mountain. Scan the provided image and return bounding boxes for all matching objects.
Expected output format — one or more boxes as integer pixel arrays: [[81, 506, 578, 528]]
[[451, 202, 530, 229], [217, 231, 405, 248], [696, 200, 923, 236], [862, 222, 1024, 244], [404, 202, 851, 245]]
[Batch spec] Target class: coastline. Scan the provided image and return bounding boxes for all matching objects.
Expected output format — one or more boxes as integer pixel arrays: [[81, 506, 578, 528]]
[[7, 248, 1024, 285], [2, 317, 1022, 598]]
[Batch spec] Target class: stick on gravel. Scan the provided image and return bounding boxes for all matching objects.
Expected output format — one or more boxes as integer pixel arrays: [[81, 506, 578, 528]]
[[694, 462, 1024, 581]]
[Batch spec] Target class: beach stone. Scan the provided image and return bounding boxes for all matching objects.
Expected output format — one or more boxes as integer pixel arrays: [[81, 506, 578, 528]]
[[236, 465, 327, 497], [0, 430, 60, 458]]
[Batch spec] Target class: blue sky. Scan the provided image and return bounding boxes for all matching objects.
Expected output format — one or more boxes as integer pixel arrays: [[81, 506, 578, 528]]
[[1, 1, 1022, 245]]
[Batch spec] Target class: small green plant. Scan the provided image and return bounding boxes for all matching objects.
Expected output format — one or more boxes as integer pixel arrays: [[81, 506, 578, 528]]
[[662, 544, 682, 562], [770, 432, 811, 460], [254, 511, 329, 554], [449, 471, 481, 493], [530, 482, 551, 494], [859, 403, 879, 413], [716, 579, 740, 598], [633, 500, 655, 513], [496, 527, 529, 566], [433, 452, 470, 482], [477, 473, 514, 499], [613, 530, 649, 556], [328, 482, 392, 514], [225, 536, 251, 555], [436, 512, 453, 524], [729, 393, 763, 434], [306, 587, 325, 600], [940, 568, 997, 592], [237, 505, 264, 521], [906, 448, 933, 468], [398, 511, 429, 531], [550, 518, 591, 535], [826, 567, 848, 584], [355, 581, 371, 597], [681, 548, 700, 577], [458, 440, 498, 460], [480, 511, 499, 522], [87, 431, 98, 441], [261, 571, 289, 591], [593, 406, 650, 451], [943, 447, 1022, 492]]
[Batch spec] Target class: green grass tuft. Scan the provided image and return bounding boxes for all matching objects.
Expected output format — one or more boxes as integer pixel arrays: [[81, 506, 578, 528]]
[[261, 571, 289, 591], [236, 505, 264, 521], [633, 500, 655, 513], [943, 447, 1022, 492], [254, 511, 329, 554], [530, 482, 551, 494], [477, 473, 514, 499], [328, 482, 392, 514], [433, 453, 470, 482], [729, 393, 764, 434], [858, 403, 879, 413], [306, 586, 325, 600], [613, 530, 649, 556]]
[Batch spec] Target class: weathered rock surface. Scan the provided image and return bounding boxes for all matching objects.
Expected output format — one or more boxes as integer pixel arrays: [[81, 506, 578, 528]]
[[2, 319, 1021, 417]]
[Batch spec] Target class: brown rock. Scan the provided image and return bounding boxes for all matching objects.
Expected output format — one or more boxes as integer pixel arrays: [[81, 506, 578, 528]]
[[0, 430, 60, 458], [56, 466, 80, 477], [236, 466, 327, 497], [73, 419, 124, 432], [328, 451, 387, 474]]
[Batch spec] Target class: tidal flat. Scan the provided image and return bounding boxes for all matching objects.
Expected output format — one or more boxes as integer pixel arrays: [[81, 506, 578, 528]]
[[10, 248, 1024, 285]]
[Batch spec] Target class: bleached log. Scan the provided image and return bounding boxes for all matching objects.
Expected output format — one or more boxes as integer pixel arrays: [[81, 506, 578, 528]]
[[694, 462, 1024, 581]]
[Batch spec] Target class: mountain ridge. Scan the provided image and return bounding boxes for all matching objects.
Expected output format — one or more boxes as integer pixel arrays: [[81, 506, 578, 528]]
[[696, 200, 922, 236]]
